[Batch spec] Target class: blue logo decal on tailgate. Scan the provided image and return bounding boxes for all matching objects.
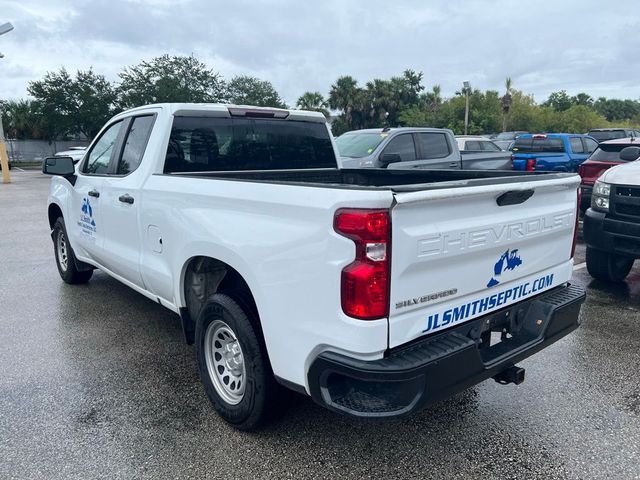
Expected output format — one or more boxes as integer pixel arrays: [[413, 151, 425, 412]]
[[487, 249, 522, 287]]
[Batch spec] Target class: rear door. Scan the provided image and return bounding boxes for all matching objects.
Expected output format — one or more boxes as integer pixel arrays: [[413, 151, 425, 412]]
[[569, 136, 589, 171], [387, 175, 579, 348], [100, 114, 156, 288], [412, 132, 459, 169], [385, 132, 459, 170]]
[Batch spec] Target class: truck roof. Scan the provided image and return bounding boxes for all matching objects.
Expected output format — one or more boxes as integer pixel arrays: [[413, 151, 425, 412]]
[[341, 127, 452, 135], [517, 133, 594, 139], [113, 103, 328, 123], [589, 128, 632, 131], [598, 137, 640, 145]]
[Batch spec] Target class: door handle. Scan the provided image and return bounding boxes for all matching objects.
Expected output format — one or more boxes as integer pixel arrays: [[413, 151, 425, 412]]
[[118, 194, 134, 205], [88, 189, 100, 198], [449, 162, 459, 168]]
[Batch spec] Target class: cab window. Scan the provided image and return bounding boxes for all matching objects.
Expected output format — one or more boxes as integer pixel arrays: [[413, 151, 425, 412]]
[[82, 121, 124, 174], [415, 133, 450, 159], [117, 116, 155, 175], [583, 137, 598, 154], [569, 137, 584, 154], [381, 134, 416, 162]]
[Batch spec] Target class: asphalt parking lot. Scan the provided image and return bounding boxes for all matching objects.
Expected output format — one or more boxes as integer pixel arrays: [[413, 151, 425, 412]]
[[1, 170, 639, 480]]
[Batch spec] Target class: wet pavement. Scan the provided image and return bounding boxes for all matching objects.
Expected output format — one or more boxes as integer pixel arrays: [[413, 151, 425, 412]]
[[1, 170, 639, 480]]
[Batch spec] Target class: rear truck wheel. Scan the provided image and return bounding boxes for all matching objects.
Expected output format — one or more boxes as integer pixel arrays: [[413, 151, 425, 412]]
[[53, 217, 93, 284], [586, 246, 634, 282], [195, 293, 281, 430]]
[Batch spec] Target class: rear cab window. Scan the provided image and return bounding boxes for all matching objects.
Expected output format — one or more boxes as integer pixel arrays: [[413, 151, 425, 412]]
[[512, 136, 565, 153], [480, 141, 501, 152], [589, 130, 626, 142], [165, 117, 336, 172], [590, 144, 638, 162]]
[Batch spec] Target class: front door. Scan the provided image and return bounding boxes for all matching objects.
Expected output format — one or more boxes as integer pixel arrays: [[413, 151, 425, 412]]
[[70, 120, 125, 263]]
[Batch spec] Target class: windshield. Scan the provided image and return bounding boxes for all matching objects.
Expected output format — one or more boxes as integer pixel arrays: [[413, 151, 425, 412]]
[[335, 132, 386, 158], [512, 137, 565, 153], [589, 130, 626, 142], [589, 144, 636, 162]]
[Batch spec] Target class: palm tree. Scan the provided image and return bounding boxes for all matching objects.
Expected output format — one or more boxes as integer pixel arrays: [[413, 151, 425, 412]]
[[2, 99, 41, 139], [430, 84, 442, 112], [328, 76, 359, 128], [502, 77, 512, 132], [296, 91, 329, 118]]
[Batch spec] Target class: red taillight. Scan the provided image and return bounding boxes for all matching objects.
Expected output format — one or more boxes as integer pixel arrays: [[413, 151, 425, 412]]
[[571, 188, 581, 258], [334, 209, 390, 320], [526, 158, 536, 171]]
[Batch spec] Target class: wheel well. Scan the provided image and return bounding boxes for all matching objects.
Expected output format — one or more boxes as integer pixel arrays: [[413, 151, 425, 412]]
[[182, 256, 260, 336], [48, 204, 63, 229]]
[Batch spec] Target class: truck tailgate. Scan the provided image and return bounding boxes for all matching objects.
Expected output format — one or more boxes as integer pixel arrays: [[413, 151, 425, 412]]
[[388, 175, 580, 348]]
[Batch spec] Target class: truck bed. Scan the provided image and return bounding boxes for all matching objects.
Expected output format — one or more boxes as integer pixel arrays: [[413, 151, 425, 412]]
[[169, 168, 574, 193]]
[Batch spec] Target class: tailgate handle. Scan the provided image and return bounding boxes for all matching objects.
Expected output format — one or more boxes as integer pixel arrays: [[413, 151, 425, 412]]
[[496, 189, 534, 206]]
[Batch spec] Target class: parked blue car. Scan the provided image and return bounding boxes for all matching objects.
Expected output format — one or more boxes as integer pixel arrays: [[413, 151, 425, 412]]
[[511, 133, 599, 172]]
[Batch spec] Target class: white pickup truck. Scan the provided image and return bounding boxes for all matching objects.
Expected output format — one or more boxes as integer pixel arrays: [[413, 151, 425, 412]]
[[44, 103, 585, 430]]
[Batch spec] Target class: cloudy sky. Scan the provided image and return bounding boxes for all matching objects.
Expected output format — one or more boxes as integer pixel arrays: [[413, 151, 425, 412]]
[[2, 0, 640, 106]]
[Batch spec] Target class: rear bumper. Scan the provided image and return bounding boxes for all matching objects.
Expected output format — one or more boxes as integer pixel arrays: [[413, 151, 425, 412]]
[[584, 208, 640, 258], [307, 283, 585, 418]]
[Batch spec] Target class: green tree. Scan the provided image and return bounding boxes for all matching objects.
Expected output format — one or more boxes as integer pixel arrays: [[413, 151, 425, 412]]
[[506, 90, 545, 132], [593, 97, 640, 121], [296, 91, 329, 117], [435, 89, 501, 134], [544, 90, 573, 112], [572, 92, 593, 107], [227, 75, 287, 108], [28, 68, 116, 139], [328, 75, 362, 130], [117, 55, 225, 108], [0, 99, 42, 139]]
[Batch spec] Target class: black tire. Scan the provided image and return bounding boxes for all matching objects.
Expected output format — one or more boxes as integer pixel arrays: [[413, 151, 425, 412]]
[[53, 217, 93, 284], [586, 246, 634, 282], [195, 293, 281, 430]]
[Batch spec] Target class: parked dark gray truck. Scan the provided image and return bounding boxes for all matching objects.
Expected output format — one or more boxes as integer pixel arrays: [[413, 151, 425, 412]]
[[336, 127, 512, 170]]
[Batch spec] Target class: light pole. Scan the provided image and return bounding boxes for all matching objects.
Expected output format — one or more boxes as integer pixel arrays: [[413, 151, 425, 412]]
[[463, 81, 470, 135], [0, 21, 14, 184]]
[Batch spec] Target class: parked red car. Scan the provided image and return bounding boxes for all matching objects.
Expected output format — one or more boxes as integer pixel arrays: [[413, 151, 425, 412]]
[[578, 137, 640, 211]]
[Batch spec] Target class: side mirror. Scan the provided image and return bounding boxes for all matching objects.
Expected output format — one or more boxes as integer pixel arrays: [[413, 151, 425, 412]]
[[379, 153, 402, 166], [619, 146, 640, 162], [43, 156, 76, 176]]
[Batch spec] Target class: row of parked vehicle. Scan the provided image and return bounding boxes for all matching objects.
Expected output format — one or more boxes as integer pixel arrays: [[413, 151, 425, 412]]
[[334, 125, 639, 284]]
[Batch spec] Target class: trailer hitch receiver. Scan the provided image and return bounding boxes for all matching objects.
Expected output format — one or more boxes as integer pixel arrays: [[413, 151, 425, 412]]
[[493, 365, 525, 385]]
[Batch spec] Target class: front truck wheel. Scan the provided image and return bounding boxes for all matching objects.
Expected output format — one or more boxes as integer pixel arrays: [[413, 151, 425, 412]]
[[53, 217, 93, 284], [195, 293, 282, 430], [586, 246, 634, 282]]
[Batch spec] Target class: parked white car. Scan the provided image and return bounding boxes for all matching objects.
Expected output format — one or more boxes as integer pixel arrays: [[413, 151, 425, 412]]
[[43, 103, 585, 430], [54, 146, 86, 163], [456, 135, 504, 152]]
